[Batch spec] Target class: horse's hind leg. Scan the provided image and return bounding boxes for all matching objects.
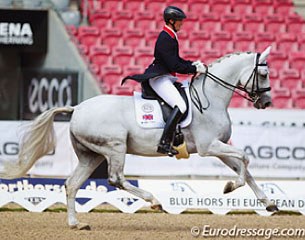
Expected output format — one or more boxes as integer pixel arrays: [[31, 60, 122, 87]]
[[107, 151, 161, 209], [65, 135, 104, 230], [219, 156, 278, 212]]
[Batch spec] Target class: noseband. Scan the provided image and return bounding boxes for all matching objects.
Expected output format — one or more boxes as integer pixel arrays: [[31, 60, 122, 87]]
[[190, 53, 272, 113]]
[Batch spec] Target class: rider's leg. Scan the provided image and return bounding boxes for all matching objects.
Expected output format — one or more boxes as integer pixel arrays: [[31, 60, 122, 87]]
[[149, 75, 186, 156]]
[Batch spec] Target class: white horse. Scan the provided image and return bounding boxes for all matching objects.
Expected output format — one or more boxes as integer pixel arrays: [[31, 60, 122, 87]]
[[0, 47, 278, 229]]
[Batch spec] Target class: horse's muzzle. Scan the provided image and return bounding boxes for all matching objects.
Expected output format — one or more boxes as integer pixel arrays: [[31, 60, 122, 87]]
[[254, 94, 272, 109]]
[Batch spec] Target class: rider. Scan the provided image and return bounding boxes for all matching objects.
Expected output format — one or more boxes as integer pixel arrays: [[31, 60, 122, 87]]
[[122, 6, 207, 156]]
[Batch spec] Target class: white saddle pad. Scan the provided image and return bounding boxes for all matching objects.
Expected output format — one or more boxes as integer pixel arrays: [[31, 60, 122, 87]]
[[133, 81, 192, 129]]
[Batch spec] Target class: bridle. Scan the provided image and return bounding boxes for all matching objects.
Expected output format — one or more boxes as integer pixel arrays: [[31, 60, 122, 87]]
[[190, 53, 272, 113]]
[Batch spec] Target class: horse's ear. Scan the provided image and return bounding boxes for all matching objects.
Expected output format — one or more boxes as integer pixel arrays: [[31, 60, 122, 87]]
[[258, 46, 272, 64]]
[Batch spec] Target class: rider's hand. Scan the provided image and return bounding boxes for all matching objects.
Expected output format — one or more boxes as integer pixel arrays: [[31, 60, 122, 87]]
[[192, 61, 207, 74]]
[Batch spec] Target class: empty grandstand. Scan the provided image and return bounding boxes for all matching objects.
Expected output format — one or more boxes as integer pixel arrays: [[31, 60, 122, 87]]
[[59, 0, 305, 109]]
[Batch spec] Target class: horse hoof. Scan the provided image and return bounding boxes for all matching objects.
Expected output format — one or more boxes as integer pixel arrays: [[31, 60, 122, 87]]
[[266, 205, 279, 212], [70, 223, 91, 230], [151, 204, 163, 211], [223, 181, 234, 194]]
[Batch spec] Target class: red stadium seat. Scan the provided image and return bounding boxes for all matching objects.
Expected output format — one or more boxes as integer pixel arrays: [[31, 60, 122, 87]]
[[255, 33, 276, 53], [123, 29, 145, 48], [101, 28, 123, 49], [292, 83, 305, 108], [178, 30, 191, 51], [180, 49, 200, 62], [233, 32, 255, 52], [298, 33, 305, 52], [145, 30, 159, 47], [302, 69, 305, 81], [134, 11, 156, 31], [134, 46, 154, 68], [272, 96, 293, 109], [89, 10, 112, 28], [289, 52, 305, 72], [101, 0, 123, 11], [242, 14, 264, 33], [286, 14, 305, 33], [112, 10, 134, 29], [100, 64, 123, 89], [188, 0, 210, 16], [221, 14, 243, 33], [182, 15, 200, 32], [231, 0, 253, 15], [189, 31, 211, 51], [209, 0, 231, 16], [268, 50, 288, 71], [211, 31, 233, 55], [264, 15, 286, 34], [122, 0, 145, 12], [112, 46, 134, 68], [270, 79, 281, 89], [279, 68, 301, 90], [252, 0, 274, 15], [200, 13, 221, 32], [294, 96, 305, 109], [201, 49, 222, 64], [277, 33, 298, 52], [123, 64, 144, 77], [274, 0, 295, 15], [77, 26, 101, 48], [269, 68, 278, 80], [89, 45, 111, 66], [145, 0, 167, 14], [271, 87, 292, 109]]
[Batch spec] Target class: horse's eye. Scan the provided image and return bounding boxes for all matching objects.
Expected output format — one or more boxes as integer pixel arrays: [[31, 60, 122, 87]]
[[258, 68, 269, 77]]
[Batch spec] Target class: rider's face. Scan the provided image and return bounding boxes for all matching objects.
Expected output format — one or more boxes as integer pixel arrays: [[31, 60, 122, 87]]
[[174, 20, 183, 32], [169, 20, 184, 32]]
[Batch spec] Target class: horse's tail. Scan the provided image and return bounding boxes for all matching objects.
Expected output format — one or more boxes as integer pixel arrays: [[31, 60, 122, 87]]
[[0, 106, 75, 179]]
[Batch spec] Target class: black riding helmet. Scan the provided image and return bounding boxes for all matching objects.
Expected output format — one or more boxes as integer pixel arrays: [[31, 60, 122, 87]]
[[163, 6, 186, 32]]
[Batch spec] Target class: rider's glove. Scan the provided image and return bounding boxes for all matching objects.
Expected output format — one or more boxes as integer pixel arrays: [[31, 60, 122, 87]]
[[192, 61, 207, 74]]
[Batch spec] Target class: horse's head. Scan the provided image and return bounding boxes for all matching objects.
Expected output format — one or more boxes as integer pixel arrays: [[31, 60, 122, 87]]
[[239, 46, 272, 109]]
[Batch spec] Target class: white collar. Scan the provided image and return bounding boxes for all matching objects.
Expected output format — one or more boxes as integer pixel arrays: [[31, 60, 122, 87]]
[[164, 25, 178, 40]]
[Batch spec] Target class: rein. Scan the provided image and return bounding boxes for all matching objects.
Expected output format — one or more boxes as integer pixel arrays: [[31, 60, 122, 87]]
[[190, 53, 271, 113]]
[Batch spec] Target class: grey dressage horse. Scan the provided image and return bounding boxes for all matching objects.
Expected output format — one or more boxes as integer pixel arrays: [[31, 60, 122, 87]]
[[0, 47, 278, 229]]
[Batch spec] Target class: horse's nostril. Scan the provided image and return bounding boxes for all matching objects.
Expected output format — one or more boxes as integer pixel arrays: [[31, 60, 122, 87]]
[[264, 102, 272, 108]]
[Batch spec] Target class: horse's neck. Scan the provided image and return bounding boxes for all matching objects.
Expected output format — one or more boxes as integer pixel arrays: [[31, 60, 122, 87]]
[[194, 53, 254, 109]]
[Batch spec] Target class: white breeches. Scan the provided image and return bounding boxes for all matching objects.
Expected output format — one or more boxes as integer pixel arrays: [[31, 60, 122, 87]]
[[149, 74, 187, 113]]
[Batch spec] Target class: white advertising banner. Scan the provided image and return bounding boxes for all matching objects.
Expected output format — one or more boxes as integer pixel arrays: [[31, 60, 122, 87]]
[[0, 121, 77, 177], [138, 179, 305, 215], [0, 108, 305, 178]]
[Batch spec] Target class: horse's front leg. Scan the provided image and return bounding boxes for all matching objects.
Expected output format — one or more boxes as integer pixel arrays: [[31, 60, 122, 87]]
[[205, 139, 249, 192], [219, 155, 279, 212]]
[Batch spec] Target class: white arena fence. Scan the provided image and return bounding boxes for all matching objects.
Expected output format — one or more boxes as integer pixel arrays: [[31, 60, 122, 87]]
[[0, 178, 305, 215]]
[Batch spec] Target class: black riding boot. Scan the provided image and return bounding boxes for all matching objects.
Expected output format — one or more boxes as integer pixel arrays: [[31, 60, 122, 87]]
[[157, 106, 183, 157]]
